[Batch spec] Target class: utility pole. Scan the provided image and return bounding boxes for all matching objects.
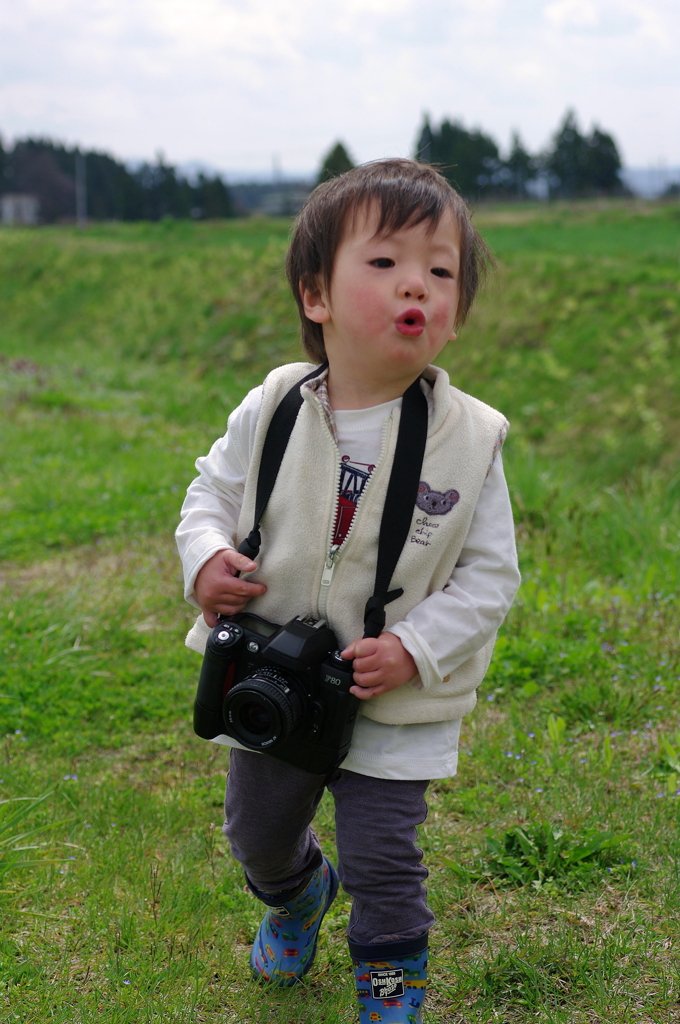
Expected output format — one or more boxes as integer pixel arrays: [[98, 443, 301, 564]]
[[75, 151, 87, 228]]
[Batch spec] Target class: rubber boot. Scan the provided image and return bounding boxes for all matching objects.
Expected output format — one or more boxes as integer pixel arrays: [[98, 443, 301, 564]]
[[249, 855, 339, 985], [349, 934, 428, 1023]]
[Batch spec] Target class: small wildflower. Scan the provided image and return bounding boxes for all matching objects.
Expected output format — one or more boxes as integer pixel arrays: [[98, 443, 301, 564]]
[[123, 980, 131, 985], [530, 760, 538, 765], [612, 675, 619, 680], [631, 730, 638, 735], [631, 860, 636, 868], [656, 706, 664, 711], [579, 758, 587, 763], [84, 823, 91, 828], [655, 675, 662, 682], [63, 774, 78, 781], [486, 694, 495, 701], [528, 733, 536, 739], [517, 777, 524, 782], [535, 787, 543, 792], [505, 752, 513, 758]]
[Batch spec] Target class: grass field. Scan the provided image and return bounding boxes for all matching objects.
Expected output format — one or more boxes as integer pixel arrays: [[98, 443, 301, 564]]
[[0, 200, 679, 1023]]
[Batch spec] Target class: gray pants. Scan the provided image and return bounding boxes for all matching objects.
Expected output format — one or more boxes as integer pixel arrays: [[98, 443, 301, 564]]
[[223, 748, 434, 944]]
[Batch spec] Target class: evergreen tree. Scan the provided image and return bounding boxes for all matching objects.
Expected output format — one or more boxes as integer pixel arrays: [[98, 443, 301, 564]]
[[317, 142, 354, 183], [585, 127, 622, 193], [414, 116, 500, 199], [415, 116, 434, 164], [194, 173, 235, 219], [545, 110, 622, 197], [545, 109, 587, 197], [7, 140, 75, 221], [0, 135, 236, 222], [505, 131, 536, 197]]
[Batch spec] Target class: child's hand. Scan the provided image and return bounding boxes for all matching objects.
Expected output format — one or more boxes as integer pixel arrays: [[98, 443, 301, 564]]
[[194, 549, 267, 626], [341, 632, 417, 700]]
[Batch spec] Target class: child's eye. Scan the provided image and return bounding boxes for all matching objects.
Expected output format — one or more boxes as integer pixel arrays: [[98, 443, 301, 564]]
[[431, 267, 453, 278], [370, 258, 395, 268]]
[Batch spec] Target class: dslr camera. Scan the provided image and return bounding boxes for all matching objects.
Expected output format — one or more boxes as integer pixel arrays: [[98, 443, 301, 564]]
[[193, 612, 358, 775]]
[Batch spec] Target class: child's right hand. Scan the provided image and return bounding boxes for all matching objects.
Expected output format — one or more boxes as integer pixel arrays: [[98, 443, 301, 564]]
[[193, 549, 267, 626]]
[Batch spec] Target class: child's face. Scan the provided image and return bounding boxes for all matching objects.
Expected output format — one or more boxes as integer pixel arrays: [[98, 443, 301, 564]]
[[302, 204, 460, 391]]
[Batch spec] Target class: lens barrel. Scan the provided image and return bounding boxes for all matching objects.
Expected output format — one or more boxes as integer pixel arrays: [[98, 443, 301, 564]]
[[224, 669, 306, 750]]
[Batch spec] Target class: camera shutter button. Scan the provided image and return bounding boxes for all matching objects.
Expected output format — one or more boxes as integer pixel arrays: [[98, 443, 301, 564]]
[[246, 640, 260, 654]]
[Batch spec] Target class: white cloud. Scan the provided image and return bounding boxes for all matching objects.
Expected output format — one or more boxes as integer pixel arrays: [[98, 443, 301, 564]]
[[544, 0, 600, 30], [0, 0, 678, 170]]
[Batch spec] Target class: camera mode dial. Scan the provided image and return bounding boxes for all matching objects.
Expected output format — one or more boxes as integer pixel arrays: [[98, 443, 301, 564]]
[[213, 622, 242, 649]]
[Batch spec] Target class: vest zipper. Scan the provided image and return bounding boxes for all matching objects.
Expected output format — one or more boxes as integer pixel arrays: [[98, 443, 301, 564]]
[[316, 410, 392, 621]]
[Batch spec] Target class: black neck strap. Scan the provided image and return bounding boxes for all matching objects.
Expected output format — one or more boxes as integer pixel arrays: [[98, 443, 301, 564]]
[[238, 363, 328, 561], [238, 367, 429, 641], [362, 375, 428, 638]]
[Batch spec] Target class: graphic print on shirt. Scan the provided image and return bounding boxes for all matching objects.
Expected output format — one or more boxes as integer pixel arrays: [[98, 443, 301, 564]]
[[332, 455, 375, 546]]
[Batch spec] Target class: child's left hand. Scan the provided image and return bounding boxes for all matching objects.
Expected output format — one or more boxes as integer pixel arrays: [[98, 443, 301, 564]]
[[341, 633, 417, 700]]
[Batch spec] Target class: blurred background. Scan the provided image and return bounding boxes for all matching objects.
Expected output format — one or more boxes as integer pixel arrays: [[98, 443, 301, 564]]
[[1, 0, 679, 222]]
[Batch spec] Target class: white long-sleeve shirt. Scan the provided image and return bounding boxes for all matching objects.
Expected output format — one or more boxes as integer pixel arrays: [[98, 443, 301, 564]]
[[177, 385, 520, 780]]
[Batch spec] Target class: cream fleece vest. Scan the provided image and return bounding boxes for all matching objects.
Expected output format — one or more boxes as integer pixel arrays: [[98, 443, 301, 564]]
[[218, 361, 508, 726]]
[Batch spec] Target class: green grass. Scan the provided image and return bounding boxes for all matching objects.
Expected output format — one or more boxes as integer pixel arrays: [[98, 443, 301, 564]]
[[0, 201, 679, 1022]]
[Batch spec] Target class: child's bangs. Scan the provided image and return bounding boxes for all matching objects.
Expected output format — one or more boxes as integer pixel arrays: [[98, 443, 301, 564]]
[[346, 175, 452, 241]]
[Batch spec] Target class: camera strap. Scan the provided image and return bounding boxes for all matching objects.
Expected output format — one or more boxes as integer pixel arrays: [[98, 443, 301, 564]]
[[362, 375, 428, 638], [237, 366, 429, 641], [238, 362, 329, 562]]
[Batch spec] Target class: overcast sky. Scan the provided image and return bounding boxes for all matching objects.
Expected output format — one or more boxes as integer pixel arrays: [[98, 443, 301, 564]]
[[1, 0, 678, 176]]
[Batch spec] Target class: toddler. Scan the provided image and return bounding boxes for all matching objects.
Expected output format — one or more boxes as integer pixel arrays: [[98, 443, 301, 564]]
[[176, 159, 520, 1023]]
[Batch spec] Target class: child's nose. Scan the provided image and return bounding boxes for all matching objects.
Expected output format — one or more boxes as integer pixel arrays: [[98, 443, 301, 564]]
[[397, 275, 428, 302]]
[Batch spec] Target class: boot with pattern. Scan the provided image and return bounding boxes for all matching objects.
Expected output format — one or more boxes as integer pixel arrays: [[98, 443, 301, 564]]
[[349, 934, 428, 1024], [249, 856, 339, 985]]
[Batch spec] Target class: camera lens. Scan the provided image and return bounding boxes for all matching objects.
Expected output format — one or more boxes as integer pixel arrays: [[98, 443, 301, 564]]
[[239, 701, 272, 736], [223, 668, 306, 750]]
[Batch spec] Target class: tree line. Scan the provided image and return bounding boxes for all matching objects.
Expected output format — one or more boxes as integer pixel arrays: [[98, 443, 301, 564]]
[[1, 108, 626, 224], [0, 137, 235, 223], [321, 109, 625, 201]]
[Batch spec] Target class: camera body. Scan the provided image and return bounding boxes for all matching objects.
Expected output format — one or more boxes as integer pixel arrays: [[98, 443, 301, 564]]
[[194, 612, 359, 775]]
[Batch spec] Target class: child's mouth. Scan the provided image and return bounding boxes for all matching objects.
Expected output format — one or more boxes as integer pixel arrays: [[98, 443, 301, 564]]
[[395, 308, 426, 337]]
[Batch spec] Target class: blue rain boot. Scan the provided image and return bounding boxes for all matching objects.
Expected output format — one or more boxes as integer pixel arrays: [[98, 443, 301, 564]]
[[349, 934, 428, 1023], [249, 855, 339, 986]]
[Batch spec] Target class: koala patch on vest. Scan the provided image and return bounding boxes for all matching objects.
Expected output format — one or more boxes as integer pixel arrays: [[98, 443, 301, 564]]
[[416, 482, 459, 516]]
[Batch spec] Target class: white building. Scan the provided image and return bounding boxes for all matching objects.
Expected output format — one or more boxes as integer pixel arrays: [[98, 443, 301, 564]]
[[1, 194, 40, 225]]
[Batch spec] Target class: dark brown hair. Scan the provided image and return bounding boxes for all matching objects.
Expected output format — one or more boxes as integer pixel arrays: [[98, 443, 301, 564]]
[[285, 158, 493, 363]]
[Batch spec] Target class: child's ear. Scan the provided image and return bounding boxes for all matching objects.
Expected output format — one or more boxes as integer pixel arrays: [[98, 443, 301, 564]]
[[300, 279, 331, 324]]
